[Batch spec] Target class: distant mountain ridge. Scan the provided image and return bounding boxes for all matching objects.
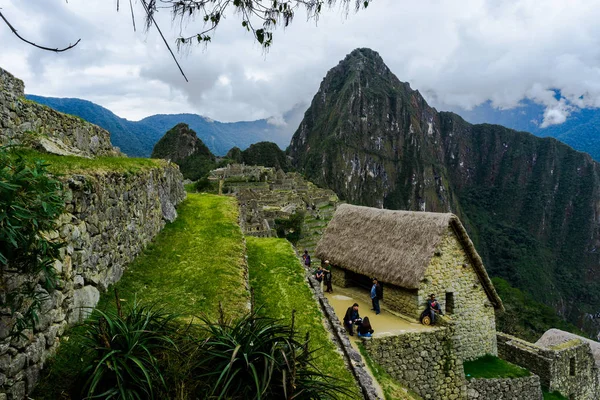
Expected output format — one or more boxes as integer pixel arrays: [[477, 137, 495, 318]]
[[26, 95, 304, 157], [453, 100, 600, 161]]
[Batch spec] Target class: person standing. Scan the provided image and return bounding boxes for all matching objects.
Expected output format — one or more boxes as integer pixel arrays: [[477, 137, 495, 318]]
[[371, 278, 382, 315], [324, 260, 333, 293], [343, 303, 360, 336], [304, 252, 312, 268]]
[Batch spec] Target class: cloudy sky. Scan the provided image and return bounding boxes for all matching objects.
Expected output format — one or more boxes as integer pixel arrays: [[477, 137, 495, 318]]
[[2, 0, 600, 127]]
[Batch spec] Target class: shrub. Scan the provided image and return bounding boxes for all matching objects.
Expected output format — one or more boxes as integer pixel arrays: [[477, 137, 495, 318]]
[[0, 146, 65, 333], [80, 300, 179, 400], [191, 310, 351, 399]]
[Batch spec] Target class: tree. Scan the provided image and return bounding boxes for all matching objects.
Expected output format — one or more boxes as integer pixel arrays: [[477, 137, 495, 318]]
[[1, 1, 371, 81]]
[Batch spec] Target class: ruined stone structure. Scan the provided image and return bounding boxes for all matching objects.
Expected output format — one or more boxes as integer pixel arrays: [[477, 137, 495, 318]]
[[498, 331, 600, 399], [0, 67, 119, 158], [316, 204, 503, 362], [210, 164, 338, 239]]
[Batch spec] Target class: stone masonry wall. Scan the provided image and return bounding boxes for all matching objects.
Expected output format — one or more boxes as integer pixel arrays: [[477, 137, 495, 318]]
[[383, 285, 419, 317], [466, 375, 542, 400], [363, 328, 467, 400], [419, 228, 497, 361], [497, 333, 600, 400], [0, 67, 119, 158], [0, 163, 186, 399]]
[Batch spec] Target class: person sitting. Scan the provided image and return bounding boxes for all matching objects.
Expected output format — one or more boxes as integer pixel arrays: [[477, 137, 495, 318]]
[[343, 303, 360, 336], [357, 316, 374, 338], [426, 293, 444, 324]]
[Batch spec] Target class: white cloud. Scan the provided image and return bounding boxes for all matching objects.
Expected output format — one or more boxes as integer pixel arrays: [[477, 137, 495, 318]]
[[1, 0, 600, 126]]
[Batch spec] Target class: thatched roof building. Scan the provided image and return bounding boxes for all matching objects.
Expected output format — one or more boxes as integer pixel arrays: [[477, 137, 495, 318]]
[[315, 204, 503, 310], [536, 329, 600, 367]]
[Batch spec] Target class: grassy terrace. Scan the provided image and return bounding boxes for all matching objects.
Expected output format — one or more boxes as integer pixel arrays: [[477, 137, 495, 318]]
[[34, 194, 249, 398], [246, 237, 361, 399], [464, 355, 530, 379], [95, 193, 249, 319], [10, 148, 166, 174]]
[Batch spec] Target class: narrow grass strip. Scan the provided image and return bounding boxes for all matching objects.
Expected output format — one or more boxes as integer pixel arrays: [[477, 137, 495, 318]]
[[246, 237, 361, 399]]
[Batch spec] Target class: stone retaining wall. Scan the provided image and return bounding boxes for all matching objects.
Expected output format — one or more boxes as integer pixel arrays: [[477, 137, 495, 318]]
[[363, 328, 467, 400], [497, 333, 600, 399], [0, 163, 185, 399], [466, 375, 542, 400], [0, 67, 119, 157]]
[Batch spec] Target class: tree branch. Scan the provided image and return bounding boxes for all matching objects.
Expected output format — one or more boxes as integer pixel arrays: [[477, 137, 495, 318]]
[[0, 10, 80, 52]]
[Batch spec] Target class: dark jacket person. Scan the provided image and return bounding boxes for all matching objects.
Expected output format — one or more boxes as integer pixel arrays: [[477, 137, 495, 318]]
[[343, 303, 360, 336]]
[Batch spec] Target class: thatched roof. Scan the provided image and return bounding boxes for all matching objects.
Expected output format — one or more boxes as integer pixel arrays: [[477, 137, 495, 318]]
[[536, 329, 600, 366], [315, 204, 503, 310]]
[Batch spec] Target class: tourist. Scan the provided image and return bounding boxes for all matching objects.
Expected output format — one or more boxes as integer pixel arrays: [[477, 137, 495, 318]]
[[426, 293, 444, 324], [371, 278, 383, 315], [357, 316, 374, 338], [314, 265, 324, 284], [343, 303, 361, 336], [304, 252, 312, 268], [302, 249, 309, 263], [324, 260, 333, 293]]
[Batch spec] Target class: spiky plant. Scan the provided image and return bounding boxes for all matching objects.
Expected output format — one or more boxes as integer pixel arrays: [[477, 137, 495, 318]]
[[80, 299, 179, 400]]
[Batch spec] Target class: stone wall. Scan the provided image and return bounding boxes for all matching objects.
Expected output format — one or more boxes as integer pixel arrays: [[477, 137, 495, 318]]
[[419, 228, 498, 361], [384, 285, 419, 317], [331, 265, 350, 287], [0, 67, 119, 158], [363, 328, 467, 400], [466, 375, 542, 400], [0, 163, 186, 399], [497, 333, 600, 400]]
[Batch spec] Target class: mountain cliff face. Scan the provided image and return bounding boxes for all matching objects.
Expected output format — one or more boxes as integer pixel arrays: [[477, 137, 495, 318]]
[[289, 48, 600, 331], [152, 123, 216, 180]]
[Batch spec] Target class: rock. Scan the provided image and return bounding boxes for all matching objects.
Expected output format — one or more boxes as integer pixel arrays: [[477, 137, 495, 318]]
[[69, 285, 100, 323]]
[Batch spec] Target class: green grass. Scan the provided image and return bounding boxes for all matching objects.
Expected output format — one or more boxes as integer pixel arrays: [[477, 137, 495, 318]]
[[9, 148, 165, 174], [357, 343, 422, 400], [464, 355, 530, 379], [246, 237, 360, 399], [96, 193, 249, 319], [543, 390, 568, 400], [33, 194, 249, 399]]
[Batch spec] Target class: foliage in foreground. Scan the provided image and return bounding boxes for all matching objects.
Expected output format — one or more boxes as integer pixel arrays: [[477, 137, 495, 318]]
[[543, 390, 568, 400], [463, 354, 530, 380], [0, 146, 65, 334], [79, 299, 351, 400]]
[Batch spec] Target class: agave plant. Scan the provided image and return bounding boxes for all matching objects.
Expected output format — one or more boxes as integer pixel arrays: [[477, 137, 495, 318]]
[[80, 299, 179, 400], [191, 310, 351, 400]]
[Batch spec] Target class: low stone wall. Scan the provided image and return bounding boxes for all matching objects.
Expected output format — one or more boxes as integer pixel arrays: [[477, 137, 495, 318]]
[[0, 67, 119, 157], [0, 163, 185, 399], [498, 333, 600, 399], [466, 375, 542, 400], [363, 328, 467, 400]]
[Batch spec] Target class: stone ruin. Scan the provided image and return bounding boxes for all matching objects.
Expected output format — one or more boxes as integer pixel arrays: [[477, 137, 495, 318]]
[[209, 164, 338, 240]]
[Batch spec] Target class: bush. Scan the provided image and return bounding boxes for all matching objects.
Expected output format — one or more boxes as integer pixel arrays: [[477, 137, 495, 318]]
[[0, 146, 65, 333], [80, 300, 179, 399], [78, 303, 350, 399], [190, 310, 351, 399]]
